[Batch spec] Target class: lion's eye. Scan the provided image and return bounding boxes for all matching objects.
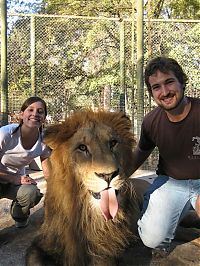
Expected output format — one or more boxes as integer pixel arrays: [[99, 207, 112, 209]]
[[109, 139, 118, 150], [78, 144, 88, 152]]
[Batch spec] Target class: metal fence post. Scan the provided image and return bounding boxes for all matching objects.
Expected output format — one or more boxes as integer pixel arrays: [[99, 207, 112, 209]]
[[30, 15, 36, 96], [0, 0, 8, 125], [119, 20, 126, 112], [136, 0, 144, 138], [131, 0, 136, 132]]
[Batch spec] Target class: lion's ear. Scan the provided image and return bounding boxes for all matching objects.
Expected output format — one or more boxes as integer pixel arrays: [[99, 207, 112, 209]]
[[43, 124, 63, 150]]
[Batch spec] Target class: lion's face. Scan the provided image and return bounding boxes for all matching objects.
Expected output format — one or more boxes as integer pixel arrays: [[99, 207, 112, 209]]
[[44, 110, 135, 220], [72, 123, 122, 192]]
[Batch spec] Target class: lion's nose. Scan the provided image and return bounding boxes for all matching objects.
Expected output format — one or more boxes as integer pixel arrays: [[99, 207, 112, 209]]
[[95, 169, 119, 184]]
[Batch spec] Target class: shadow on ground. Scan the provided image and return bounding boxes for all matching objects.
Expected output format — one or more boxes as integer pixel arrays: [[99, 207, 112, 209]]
[[0, 208, 44, 266], [1, 205, 200, 266]]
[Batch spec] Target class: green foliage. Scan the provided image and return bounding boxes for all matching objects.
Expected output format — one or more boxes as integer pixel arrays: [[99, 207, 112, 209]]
[[30, 16, 121, 114], [44, 0, 132, 17], [7, 0, 43, 13], [7, 0, 200, 19], [7, 17, 33, 110], [6, 1, 200, 117], [43, 0, 200, 19], [166, 0, 200, 19]]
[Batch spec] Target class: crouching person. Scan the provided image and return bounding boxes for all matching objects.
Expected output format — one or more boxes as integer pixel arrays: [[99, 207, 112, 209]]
[[0, 96, 51, 228], [130, 57, 200, 255]]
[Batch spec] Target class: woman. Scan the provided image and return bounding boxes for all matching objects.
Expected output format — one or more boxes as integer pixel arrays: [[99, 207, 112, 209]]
[[0, 96, 51, 228]]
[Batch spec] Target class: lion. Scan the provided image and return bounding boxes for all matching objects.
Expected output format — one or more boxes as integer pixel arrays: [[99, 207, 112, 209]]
[[25, 110, 148, 266], [26, 110, 200, 266]]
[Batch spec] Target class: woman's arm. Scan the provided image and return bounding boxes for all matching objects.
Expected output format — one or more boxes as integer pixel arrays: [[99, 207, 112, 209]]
[[0, 171, 36, 185], [0, 171, 21, 184]]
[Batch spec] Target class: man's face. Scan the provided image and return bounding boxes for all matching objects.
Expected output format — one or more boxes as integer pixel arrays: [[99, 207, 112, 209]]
[[149, 70, 184, 111]]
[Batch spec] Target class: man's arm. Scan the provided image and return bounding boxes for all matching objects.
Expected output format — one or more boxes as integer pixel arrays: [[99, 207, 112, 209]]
[[195, 195, 200, 218], [127, 146, 154, 177], [40, 157, 51, 180]]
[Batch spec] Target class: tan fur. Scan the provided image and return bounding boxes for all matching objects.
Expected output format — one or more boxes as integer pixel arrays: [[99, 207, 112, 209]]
[[26, 110, 146, 266], [26, 110, 200, 266]]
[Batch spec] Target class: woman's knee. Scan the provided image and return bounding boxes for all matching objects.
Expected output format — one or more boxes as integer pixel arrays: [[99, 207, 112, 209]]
[[16, 185, 41, 206]]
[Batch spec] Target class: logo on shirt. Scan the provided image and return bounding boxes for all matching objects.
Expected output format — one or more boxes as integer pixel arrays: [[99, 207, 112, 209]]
[[192, 136, 200, 155]]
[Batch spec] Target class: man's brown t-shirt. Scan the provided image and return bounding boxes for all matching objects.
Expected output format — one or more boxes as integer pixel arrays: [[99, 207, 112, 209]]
[[139, 97, 200, 180]]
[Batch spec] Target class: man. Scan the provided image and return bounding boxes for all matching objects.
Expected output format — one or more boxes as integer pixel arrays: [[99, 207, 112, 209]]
[[131, 56, 200, 254]]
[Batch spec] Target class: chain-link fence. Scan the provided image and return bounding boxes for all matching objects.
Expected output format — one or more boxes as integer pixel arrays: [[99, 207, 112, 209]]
[[1, 14, 200, 170]]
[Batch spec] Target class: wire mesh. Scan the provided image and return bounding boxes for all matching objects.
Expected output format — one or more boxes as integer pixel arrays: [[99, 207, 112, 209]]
[[1, 14, 200, 171]]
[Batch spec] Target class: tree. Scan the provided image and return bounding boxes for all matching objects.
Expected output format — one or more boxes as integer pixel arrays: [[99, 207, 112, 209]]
[[6, 0, 200, 118], [7, 0, 44, 13], [7, 17, 33, 111], [43, 0, 200, 19], [144, 0, 200, 19], [162, 0, 200, 19], [42, 0, 132, 17]]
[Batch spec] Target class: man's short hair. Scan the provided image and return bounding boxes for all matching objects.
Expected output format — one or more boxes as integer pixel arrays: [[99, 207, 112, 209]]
[[144, 57, 188, 95]]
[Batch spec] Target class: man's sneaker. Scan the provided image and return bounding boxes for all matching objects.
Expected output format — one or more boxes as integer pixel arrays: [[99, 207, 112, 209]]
[[15, 218, 29, 228]]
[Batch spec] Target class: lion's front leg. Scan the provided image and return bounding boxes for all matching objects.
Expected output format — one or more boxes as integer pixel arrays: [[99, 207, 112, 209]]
[[26, 246, 45, 266], [26, 246, 59, 266], [25, 236, 62, 266]]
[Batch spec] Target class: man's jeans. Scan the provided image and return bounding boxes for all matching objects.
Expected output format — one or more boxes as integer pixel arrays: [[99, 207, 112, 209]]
[[137, 175, 200, 249], [0, 183, 43, 222]]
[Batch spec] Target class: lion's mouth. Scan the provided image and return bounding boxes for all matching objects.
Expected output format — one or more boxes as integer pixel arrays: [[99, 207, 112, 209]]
[[90, 189, 118, 199], [90, 191, 101, 199], [90, 188, 119, 221]]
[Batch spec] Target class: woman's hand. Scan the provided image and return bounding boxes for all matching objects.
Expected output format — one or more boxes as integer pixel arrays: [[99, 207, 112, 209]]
[[0, 171, 37, 185], [20, 175, 37, 185]]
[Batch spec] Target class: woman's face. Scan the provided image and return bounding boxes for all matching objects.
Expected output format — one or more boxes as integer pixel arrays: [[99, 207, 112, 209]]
[[20, 101, 46, 129]]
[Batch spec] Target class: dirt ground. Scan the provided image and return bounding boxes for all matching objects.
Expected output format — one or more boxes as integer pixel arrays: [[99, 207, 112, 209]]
[[0, 170, 200, 266], [0, 170, 46, 266]]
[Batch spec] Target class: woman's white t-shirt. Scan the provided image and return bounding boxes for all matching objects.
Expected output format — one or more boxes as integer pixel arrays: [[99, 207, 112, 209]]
[[0, 124, 51, 175]]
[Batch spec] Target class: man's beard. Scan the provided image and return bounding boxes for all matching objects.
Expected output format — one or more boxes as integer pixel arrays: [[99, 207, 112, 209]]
[[158, 92, 184, 111]]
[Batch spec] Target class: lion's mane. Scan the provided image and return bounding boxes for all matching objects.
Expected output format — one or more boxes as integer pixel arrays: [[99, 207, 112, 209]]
[[26, 110, 144, 266]]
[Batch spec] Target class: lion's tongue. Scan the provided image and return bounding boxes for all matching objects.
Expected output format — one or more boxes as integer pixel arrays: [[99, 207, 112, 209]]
[[99, 188, 118, 220]]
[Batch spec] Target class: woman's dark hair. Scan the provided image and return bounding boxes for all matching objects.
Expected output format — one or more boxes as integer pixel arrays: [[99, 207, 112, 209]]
[[13, 96, 47, 134], [144, 57, 188, 96], [20, 96, 47, 116]]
